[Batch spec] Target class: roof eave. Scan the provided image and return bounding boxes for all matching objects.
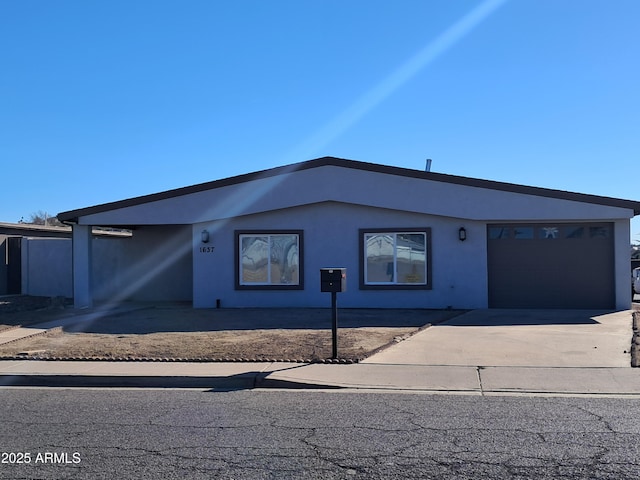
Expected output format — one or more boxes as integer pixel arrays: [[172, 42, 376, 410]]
[[56, 156, 640, 222]]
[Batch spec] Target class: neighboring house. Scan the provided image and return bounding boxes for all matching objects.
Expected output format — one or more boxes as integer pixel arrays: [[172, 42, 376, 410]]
[[0, 222, 130, 298], [57, 157, 640, 310], [0, 222, 72, 296]]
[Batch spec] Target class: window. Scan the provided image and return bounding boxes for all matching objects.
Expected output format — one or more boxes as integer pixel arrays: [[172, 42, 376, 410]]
[[539, 226, 560, 239], [589, 225, 610, 238], [360, 228, 431, 289], [565, 226, 585, 239], [513, 227, 534, 239], [236, 230, 303, 289], [489, 223, 613, 242], [488, 227, 510, 239]]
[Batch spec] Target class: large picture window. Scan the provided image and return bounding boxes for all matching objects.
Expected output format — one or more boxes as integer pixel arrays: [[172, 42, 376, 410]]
[[235, 230, 303, 290], [360, 228, 431, 289]]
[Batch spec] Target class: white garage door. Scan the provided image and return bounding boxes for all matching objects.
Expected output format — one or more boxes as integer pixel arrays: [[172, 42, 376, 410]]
[[487, 223, 614, 309]]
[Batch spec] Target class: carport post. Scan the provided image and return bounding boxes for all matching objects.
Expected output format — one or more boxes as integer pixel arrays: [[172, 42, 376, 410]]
[[72, 224, 93, 309]]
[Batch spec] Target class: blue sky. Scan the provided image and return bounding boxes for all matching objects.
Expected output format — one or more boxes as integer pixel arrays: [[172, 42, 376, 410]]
[[1, 0, 638, 241]]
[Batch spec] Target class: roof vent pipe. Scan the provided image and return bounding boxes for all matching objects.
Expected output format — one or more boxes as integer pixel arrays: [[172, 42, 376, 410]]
[[425, 158, 432, 172]]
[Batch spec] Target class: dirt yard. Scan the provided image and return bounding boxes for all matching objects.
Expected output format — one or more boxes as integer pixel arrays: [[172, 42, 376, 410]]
[[0, 296, 463, 362]]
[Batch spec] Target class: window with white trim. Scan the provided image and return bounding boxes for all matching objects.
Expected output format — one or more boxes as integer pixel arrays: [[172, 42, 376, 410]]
[[236, 230, 303, 289], [360, 228, 431, 289]]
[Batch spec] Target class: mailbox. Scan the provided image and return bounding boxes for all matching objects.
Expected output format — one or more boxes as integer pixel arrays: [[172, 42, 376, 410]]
[[320, 268, 346, 293]]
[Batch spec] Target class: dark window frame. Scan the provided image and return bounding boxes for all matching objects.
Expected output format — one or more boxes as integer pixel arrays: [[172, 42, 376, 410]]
[[359, 227, 432, 290], [235, 230, 304, 290]]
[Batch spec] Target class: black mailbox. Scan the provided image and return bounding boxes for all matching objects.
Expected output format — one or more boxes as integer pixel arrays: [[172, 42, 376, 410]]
[[320, 268, 346, 293]]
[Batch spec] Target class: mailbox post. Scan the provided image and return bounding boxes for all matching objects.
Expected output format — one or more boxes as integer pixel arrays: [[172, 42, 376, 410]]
[[320, 268, 346, 359]]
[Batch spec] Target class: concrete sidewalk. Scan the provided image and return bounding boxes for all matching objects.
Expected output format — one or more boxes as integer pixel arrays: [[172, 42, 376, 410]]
[[0, 307, 638, 395], [1, 360, 639, 395]]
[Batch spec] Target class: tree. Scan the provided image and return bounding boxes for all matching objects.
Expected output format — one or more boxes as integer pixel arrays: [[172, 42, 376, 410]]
[[26, 211, 65, 227]]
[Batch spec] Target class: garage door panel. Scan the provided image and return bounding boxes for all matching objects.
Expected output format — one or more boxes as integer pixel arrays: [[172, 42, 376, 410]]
[[488, 223, 614, 309]]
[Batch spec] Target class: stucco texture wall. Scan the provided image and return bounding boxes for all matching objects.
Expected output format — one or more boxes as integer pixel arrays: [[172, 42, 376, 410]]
[[193, 202, 486, 309], [21, 238, 73, 297], [93, 226, 193, 302]]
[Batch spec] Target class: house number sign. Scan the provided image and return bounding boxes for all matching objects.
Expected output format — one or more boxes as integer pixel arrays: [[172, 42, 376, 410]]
[[199, 246, 215, 253]]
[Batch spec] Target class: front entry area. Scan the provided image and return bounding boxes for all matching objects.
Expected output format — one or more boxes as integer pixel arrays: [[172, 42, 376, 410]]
[[487, 223, 615, 309]]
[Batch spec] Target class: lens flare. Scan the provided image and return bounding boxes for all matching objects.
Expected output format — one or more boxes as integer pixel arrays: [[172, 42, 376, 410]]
[[287, 0, 509, 161]]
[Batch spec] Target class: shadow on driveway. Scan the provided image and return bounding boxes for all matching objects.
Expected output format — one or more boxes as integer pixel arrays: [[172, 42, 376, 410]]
[[439, 309, 615, 327]]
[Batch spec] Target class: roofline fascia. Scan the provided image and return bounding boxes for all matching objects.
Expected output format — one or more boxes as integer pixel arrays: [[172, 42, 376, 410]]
[[56, 157, 640, 222]]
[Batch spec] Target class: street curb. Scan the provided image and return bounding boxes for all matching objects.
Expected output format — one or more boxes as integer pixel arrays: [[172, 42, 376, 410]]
[[0, 373, 342, 390]]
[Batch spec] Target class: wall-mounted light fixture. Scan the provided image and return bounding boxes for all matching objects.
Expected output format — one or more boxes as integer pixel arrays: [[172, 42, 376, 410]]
[[201, 229, 210, 244], [458, 227, 467, 242]]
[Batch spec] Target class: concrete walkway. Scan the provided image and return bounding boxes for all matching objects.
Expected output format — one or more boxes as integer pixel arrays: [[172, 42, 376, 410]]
[[0, 308, 638, 395], [0, 327, 49, 344]]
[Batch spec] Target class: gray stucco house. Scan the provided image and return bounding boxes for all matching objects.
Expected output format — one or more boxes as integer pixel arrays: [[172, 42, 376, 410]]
[[57, 157, 640, 310]]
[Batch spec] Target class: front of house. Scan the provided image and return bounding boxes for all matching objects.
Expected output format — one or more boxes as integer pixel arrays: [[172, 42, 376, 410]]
[[57, 157, 640, 310]]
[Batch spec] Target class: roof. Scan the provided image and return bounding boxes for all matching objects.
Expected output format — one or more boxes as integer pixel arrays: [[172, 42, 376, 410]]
[[57, 156, 640, 223], [0, 222, 72, 237], [0, 222, 131, 238]]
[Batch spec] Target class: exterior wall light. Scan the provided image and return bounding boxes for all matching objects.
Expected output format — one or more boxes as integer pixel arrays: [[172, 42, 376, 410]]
[[201, 229, 210, 243], [458, 227, 467, 242]]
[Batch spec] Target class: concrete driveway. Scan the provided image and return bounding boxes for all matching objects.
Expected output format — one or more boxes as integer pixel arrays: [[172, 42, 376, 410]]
[[363, 309, 633, 367]]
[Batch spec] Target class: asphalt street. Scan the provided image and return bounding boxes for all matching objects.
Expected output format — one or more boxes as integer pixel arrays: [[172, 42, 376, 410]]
[[1, 388, 639, 479]]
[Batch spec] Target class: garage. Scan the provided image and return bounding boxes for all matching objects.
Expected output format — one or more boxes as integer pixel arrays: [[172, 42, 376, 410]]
[[487, 223, 615, 309]]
